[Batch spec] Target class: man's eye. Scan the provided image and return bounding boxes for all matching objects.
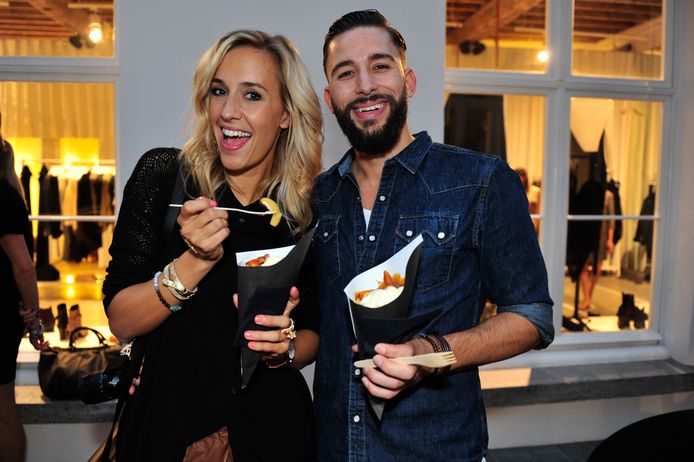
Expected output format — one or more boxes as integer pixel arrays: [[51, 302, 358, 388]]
[[374, 64, 390, 71], [338, 70, 354, 79], [245, 91, 262, 101], [210, 87, 227, 96]]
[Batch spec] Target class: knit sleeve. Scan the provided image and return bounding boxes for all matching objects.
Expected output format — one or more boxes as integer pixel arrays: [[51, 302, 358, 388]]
[[102, 148, 180, 313]]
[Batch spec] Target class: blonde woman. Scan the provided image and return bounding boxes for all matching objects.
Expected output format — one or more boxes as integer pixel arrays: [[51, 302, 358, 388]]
[[103, 30, 322, 461]]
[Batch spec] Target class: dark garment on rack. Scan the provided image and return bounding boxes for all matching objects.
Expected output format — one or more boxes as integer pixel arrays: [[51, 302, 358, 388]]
[[74, 172, 102, 260], [20, 165, 32, 213], [566, 132, 608, 281], [607, 179, 623, 246], [35, 166, 61, 280], [635, 190, 655, 256]]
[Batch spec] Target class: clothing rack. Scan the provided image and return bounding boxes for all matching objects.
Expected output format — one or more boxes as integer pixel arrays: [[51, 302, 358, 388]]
[[22, 158, 116, 166]]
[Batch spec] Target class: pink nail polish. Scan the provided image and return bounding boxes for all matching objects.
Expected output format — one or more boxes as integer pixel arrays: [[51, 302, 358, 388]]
[[255, 315, 265, 324], [210, 200, 218, 207], [244, 331, 253, 339]]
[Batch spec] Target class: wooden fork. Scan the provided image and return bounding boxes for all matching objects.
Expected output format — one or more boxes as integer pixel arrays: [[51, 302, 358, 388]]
[[354, 351, 457, 369]]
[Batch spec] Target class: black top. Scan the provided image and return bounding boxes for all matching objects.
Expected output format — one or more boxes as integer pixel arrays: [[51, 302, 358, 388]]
[[103, 148, 318, 461], [0, 179, 34, 315]]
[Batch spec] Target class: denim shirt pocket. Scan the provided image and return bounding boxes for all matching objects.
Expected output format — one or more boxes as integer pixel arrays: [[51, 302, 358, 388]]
[[394, 213, 459, 291], [315, 215, 341, 285]]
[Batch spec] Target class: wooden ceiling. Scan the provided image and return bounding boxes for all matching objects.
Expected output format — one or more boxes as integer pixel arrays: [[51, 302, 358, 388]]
[[0, 0, 113, 39], [447, 0, 662, 47]]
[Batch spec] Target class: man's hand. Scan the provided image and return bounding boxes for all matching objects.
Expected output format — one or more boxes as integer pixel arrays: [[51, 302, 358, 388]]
[[357, 336, 435, 400]]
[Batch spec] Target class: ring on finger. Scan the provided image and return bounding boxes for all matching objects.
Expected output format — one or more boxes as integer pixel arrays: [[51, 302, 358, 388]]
[[280, 318, 296, 340], [182, 236, 216, 260]]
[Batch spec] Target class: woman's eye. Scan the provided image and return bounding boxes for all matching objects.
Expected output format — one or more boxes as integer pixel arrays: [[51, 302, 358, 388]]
[[210, 87, 227, 96], [245, 91, 262, 101]]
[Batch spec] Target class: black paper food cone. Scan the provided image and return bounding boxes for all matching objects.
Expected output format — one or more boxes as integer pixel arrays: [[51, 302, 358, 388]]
[[235, 227, 316, 388], [343, 235, 432, 420]]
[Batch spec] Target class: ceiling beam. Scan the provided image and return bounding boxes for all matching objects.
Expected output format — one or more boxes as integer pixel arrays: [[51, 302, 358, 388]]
[[25, 0, 90, 34], [448, 0, 544, 42]]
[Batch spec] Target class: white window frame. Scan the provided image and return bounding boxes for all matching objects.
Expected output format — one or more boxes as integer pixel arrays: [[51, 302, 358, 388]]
[[445, 0, 678, 368]]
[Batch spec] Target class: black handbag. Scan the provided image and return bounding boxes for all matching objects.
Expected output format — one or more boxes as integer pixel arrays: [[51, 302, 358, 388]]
[[38, 327, 122, 400]]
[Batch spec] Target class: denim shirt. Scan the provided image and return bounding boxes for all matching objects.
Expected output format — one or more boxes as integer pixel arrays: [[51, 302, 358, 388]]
[[311, 132, 554, 462]]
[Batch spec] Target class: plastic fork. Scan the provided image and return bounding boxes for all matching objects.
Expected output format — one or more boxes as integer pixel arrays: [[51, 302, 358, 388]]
[[353, 351, 457, 369]]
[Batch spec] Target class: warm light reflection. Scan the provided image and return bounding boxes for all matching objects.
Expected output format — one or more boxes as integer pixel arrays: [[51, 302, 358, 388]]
[[66, 286, 76, 300], [65, 274, 76, 284], [537, 50, 549, 63]]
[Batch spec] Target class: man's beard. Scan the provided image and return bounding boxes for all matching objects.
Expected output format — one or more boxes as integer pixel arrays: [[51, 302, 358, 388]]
[[332, 90, 408, 156]]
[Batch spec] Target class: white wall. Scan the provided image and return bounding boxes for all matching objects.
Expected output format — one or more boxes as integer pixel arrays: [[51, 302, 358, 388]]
[[117, 0, 445, 195], [662, 0, 694, 366]]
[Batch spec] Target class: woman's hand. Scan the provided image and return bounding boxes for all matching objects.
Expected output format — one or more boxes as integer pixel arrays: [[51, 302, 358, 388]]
[[19, 303, 49, 351], [177, 196, 229, 261], [233, 286, 300, 357]]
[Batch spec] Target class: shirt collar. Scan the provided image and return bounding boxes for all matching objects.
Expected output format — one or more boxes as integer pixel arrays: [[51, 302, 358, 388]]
[[336, 131, 432, 179]]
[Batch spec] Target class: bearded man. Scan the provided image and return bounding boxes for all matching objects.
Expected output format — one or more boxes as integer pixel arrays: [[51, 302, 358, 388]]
[[310, 9, 555, 462]]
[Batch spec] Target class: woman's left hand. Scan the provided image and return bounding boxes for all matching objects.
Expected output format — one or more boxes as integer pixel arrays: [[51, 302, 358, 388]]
[[232, 286, 299, 355]]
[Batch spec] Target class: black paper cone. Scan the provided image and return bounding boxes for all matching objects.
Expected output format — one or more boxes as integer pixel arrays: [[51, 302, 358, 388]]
[[235, 227, 316, 388], [343, 235, 429, 420]]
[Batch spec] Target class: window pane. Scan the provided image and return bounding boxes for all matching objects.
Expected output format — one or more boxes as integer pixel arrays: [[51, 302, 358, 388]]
[[446, 0, 547, 73], [563, 219, 653, 333], [0, 0, 114, 58], [572, 0, 663, 80], [445, 93, 546, 321], [1, 80, 115, 335], [564, 97, 660, 334]]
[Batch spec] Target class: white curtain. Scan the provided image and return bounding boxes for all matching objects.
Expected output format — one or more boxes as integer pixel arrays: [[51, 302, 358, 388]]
[[0, 81, 115, 159], [503, 94, 545, 186]]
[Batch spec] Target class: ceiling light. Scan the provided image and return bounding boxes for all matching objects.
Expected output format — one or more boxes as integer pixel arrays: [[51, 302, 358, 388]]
[[537, 50, 549, 63], [87, 13, 103, 43]]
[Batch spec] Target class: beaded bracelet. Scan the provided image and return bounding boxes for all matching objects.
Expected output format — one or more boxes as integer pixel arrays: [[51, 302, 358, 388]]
[[418, 333, 452, 376], [153, 271, 182, 312], [162, 259, 198, 301]]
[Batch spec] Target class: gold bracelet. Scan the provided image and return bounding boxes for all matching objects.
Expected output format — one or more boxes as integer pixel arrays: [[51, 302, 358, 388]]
[[181, 236, 216, 260], [162, 260, 197, 300]]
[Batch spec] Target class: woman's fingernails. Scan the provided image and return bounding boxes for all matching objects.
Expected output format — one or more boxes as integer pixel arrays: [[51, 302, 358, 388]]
[[248, 341, 256, 349], [244, 331, 253, 339], [211, 200, 218, 207], [255, 315, 265, 324]]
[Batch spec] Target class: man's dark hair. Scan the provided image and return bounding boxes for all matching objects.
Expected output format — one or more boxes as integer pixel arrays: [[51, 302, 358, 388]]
[[322, 9, 407, 73]]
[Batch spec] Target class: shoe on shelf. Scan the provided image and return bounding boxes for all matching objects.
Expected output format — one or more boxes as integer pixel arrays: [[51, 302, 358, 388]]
[[38, 306, 56, 332], [67, 304, 87, 338], [617, 292, 638, 330], [56, 303, 68, 340], [633, 307, 649, 329]]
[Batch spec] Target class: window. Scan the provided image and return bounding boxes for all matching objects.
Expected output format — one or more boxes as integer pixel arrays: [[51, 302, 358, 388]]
[[445, 0, 672, 358], [1, 1, 118, 353], [0, 0, 115, 58], [446, 0, 547, 73]]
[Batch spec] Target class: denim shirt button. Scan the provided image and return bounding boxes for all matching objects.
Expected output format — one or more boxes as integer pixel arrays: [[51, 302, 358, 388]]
[[437, 231, 446, 239], [379, 195, 386, 202], [354, 368, 361, 376], [358, 235, 364, 241], [405, 230, 413, 237], [368, 235, 376, 242], [323, 231, 329, 238], [353, 415, 361, 423]]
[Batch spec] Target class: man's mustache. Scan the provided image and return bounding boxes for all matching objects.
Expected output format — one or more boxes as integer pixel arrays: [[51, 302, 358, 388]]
[[345, 94, 396, 112]]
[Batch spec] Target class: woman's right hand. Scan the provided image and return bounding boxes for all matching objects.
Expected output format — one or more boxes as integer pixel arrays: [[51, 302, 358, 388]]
[[177, 197, 230, 261]]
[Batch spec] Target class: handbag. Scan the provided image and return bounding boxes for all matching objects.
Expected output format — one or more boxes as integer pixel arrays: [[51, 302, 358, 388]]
[[89, 150, 186, 462], [38, 327, 122, 400]]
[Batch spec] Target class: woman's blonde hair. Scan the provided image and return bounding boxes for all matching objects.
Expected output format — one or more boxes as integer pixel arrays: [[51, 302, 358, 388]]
[[181, 29, 323, 235]]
